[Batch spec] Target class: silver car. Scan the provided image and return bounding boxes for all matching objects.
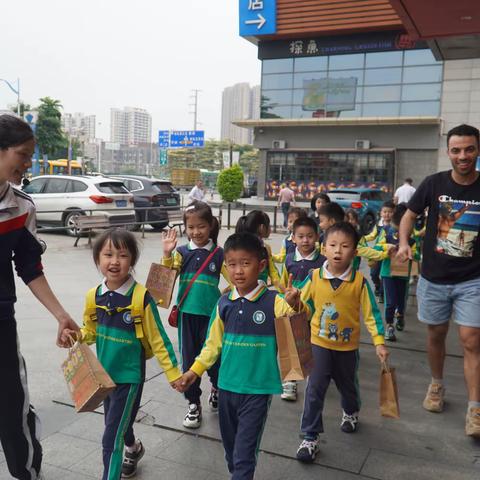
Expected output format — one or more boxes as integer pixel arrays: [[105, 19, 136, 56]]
[[23, 175, 135, 235]]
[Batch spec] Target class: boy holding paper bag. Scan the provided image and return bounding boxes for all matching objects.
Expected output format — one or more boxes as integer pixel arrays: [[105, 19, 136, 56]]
[[176, 232, 308, 480], [292, 222, 389, 463]]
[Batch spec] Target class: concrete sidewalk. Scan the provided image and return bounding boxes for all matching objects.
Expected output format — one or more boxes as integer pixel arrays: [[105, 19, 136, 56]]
[[1, 229, 479, 479]]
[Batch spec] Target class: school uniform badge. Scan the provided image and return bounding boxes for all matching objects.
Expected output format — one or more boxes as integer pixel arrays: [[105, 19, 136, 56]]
[[253, 310, 266, 325], [123, 312, 133, 325], [209, 262, 217, 272]]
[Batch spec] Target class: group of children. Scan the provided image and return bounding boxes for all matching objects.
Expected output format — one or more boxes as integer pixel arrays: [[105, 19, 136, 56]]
[[65, 196, 421, 480]]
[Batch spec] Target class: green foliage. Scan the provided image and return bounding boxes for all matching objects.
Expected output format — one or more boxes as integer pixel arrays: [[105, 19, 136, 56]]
[[217, 164, 244, 202], [10, 102, 31, 117], [35, 97, 66, 157]]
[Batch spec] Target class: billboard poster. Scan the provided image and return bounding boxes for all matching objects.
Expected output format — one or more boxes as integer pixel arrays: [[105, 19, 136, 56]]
[[302, 77, 357, 113]]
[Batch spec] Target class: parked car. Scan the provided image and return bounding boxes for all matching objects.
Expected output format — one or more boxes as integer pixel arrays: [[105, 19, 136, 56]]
[[22, 175, 135, 236], [110, 175, 181, 231], [327, 188, 390, 234]]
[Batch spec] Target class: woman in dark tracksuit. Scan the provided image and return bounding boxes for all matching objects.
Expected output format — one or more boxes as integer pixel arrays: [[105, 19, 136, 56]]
[[0, 114, 79, 480]]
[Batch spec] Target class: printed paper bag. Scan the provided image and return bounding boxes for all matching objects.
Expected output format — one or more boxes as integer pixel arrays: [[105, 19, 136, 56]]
[[145, 263, 177, 309], [275, 311, 313, 381], [390, 254, 410, 277], [379, 361, 400, 419], [62, 342, 116, 413]]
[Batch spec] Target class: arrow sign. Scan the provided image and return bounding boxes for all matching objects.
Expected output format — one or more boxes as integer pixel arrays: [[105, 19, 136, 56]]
[[245, 13, 266, 30], [239, 0, 276, 36]]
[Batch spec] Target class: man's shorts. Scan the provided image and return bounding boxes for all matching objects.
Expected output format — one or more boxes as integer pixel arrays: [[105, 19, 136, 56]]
[[417, 275, 480, 328]]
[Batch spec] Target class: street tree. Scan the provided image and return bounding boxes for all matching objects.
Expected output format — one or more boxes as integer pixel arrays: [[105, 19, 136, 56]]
[[35, 97, 66, 158]]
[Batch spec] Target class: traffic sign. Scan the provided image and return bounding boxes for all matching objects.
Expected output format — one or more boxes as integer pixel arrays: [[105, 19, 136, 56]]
[[170, 130, 205, 148], [158, 130, 170, 148], [239, 0, 276, 37], [159, 149, 168, 166]]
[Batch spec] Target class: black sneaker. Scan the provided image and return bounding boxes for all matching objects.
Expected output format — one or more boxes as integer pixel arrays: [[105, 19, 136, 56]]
[[385, 324, 396, 342], [183, 403, 202, 428], [208, 388, 219, 412], [340, 411, 359, 433], [296, 438, 319, 463], [121, 440, 144, 478], [395, 315, 405, 331]]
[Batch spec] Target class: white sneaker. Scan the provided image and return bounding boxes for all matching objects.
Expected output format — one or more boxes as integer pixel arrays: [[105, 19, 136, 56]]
[[296, 438, 319, 463], [183, 403, 202, 429], [208, 388, 219, 412], [281, 381, 297, 401]]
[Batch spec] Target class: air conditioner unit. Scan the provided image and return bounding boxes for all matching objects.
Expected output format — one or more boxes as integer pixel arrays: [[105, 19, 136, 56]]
[[355, 139, 370, 150], [272, 140, 287, 149]]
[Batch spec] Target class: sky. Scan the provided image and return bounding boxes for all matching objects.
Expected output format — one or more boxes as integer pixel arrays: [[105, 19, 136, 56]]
[[0, 0, 261, 140]]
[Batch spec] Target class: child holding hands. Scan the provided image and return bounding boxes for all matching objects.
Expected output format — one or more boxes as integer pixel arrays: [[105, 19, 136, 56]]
[[175, 232, 308, 480]]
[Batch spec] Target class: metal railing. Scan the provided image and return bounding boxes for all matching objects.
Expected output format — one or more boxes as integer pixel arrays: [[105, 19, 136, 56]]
[[34, 202, 285, 238]]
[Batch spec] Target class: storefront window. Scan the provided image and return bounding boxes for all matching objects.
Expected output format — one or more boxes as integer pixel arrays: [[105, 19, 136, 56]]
[[265, 151, 395, 200], [261, 49, 443, 119]]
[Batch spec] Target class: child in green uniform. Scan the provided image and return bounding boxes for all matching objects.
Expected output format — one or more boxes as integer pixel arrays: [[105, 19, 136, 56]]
[[272, 206, 307, 264], [176, 232, 307, 480], [235, 210, 280, 289], [66, 229, 181, 480]]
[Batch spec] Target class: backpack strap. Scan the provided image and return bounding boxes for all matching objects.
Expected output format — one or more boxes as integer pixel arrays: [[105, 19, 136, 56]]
[[85, 286, 99, 322], [85, 283, 150, 353], [130, 283, 147, 342]]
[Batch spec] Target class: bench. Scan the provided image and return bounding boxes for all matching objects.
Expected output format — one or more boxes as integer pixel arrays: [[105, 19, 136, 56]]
[[168, 211, 184, 236], [73, 214, 110, 247]]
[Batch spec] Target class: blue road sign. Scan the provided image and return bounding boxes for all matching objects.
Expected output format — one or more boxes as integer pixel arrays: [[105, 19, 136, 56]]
[[158, 130, 170, 148], [170, 130, 205, 148], [239, 0, 276, 37]]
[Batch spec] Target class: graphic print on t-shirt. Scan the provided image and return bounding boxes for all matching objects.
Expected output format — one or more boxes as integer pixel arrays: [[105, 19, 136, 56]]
[[435, 195, 480, 257]]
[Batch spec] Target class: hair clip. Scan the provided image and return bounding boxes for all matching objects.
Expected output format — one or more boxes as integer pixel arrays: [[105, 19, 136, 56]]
[[185, 205, 196, 211]]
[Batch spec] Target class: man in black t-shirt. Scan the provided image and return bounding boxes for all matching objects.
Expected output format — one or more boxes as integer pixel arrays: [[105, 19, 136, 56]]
[[397, 124, 480, 438]]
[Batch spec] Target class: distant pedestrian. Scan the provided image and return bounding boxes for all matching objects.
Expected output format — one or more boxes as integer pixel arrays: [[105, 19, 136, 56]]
[[277, 182, 296, 228], [64, 229, 181, 480], [0, 114, 79, 480], [394, 178, 416, 205], [397, 123, 480, 438], [188, 180, 206, 203], [309, 192, 331, 228]]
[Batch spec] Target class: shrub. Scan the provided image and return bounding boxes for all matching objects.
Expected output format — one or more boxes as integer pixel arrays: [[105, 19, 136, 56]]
[[217, 164, 244, 202]]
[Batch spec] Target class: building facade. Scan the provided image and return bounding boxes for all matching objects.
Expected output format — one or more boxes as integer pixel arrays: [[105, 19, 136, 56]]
[[110, 107, 152, 145], [221, 83, 261, 145], [236, 0, 480, 200], [61, 112, 96, 142]]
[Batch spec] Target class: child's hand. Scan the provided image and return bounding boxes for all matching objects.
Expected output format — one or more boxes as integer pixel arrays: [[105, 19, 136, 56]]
[[61, 328, 81, 348], [284, 274, 301, 310], [174, 370, 198, 393], [162, 228, 177, 258], [376, 344, 389, 363]]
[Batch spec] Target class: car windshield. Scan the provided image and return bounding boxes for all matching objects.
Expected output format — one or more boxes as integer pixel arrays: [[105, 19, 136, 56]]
[[96, 182, 129, 194], [151, 182, 175, 194], [328, 191, 361, 201]]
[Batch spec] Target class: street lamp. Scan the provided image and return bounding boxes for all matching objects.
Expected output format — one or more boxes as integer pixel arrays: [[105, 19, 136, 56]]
[[0, 78, 20, 116]]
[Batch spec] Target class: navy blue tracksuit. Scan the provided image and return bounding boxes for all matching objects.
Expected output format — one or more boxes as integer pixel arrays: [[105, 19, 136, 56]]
[[219, 390, 271, 480], [301, 345, 360, 437], [179, 312, 219, 404]]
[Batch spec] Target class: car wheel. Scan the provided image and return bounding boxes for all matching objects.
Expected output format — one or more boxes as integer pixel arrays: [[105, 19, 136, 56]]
[[361, 213, 376, 236], [63, 210, 84, 237]]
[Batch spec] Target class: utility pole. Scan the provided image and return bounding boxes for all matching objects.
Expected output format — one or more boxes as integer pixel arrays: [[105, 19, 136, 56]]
[[189, 89, 202, 169], [189, 89, 201, 130]]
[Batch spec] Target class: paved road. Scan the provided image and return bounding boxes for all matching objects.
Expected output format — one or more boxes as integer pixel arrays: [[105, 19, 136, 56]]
[[1, 229, 479, 479]]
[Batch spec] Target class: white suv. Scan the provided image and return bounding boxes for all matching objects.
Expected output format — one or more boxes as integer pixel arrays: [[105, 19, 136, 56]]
[[22, 175, 135, 235]]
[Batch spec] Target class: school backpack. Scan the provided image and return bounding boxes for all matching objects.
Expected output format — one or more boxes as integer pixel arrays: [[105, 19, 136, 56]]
[[84, 283, 155, 359]]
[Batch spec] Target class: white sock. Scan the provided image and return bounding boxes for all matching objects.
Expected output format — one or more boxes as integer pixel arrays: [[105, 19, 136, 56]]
[[126, 440, 140, 453], [468, 401, 480, 409], [431, 377, 443, 386]]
